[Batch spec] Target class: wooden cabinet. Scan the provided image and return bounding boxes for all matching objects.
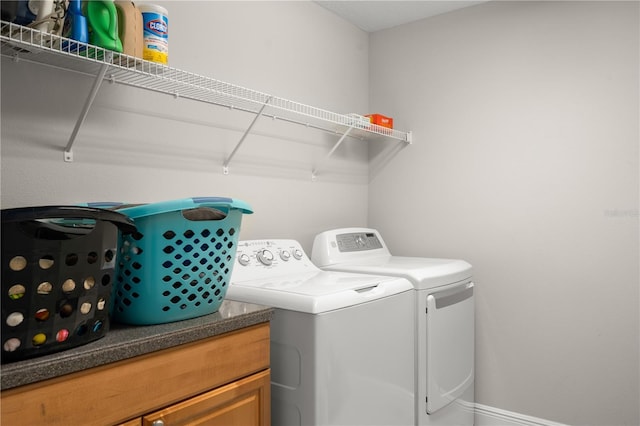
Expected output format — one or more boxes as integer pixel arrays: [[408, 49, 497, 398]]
[[1, 323, 271, 426], [140, 369, 269, 426]]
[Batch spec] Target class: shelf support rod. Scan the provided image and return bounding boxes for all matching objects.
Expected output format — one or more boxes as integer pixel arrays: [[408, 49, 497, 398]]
[[223, 96, 272, 174], [311, 125, 354, 181], [63, 52, 113, 162]]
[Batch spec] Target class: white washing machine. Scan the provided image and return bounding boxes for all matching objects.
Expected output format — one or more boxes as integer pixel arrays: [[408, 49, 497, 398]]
[[226, 239, 416, 426], [312, 228, 475, 426]]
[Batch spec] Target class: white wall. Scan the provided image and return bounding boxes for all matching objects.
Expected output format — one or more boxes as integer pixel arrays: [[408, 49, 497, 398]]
[[369, 2, 639, 425], [1, 1, 371, 252], [3, 2, 639, 424]]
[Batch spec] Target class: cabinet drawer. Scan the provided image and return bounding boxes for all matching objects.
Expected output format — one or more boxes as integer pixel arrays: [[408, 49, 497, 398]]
[[143, 369, 271, 426]]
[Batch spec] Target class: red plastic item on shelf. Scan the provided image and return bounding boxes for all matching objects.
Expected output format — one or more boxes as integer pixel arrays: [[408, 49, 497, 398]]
[[366, 114, 393, 129]]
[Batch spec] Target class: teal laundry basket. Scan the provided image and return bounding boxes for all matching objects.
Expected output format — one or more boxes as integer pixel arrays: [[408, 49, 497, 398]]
[[111, 197, 253, 325]]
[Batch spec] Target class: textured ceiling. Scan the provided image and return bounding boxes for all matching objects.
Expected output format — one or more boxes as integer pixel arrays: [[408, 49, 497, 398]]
[[316, 1, 486, 32]]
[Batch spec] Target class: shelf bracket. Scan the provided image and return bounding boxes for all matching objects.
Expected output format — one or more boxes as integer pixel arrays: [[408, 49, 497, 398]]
[[223, 96, 272, 174], [311, 125, 354, 181], [64, 52, 113, 162], [405, 131, 413, 144]]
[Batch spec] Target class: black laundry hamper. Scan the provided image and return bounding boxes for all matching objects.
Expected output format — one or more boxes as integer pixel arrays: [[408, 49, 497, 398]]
[[1, 206, 136, 363]]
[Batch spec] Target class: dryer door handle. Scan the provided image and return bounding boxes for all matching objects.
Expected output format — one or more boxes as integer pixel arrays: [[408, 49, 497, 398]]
[[432, 282, 474, 310]]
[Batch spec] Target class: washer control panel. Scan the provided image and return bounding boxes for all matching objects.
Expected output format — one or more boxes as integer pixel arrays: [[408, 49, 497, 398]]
[[231, 239, 318, 281]]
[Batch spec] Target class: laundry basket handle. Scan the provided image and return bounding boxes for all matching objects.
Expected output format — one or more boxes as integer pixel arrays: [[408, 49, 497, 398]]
[[1, 206, 137, 234], [116, 197, 253, 219]]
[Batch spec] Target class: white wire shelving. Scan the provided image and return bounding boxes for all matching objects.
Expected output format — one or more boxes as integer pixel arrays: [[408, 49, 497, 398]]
[[0, 21, 412, 178]]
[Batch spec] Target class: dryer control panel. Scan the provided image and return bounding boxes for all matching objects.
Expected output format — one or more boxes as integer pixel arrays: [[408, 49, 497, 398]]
[[312, 228, 391, 267], [335, 232, 384, 252]]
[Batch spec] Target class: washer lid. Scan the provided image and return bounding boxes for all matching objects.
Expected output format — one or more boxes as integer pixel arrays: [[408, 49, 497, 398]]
[[226, 270, 412, 314], [317, 256, 473, 290]]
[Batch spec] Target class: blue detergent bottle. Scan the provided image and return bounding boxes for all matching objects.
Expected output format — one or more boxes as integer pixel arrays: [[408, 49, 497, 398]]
[[62, 0, 88, 51]]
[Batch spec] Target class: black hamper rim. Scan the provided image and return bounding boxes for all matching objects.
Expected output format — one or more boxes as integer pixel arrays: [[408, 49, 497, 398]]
[[1, 206, 137, 234]]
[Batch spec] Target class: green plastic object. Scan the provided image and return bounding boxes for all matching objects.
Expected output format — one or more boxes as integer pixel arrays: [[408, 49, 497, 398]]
[[85, 0, 123, 52]]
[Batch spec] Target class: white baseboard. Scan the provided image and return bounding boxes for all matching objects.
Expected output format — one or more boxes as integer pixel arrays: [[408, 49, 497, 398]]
[[474, 403, 568, 426]]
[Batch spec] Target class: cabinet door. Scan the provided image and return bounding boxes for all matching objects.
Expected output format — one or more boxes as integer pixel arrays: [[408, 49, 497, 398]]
[[142, 369, 270, 426], [117, 419, 141, 426]]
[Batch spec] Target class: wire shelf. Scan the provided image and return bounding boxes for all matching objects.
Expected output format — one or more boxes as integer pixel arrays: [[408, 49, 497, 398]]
[[1, 21, 412, 175]]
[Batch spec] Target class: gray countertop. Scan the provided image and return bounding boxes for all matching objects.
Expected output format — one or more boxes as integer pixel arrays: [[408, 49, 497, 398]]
[[1, 300, 273, 390]]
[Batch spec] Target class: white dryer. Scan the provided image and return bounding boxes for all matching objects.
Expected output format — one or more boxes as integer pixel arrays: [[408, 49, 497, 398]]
[[226, 239, 416, 426], [312, 228, 475, 426]]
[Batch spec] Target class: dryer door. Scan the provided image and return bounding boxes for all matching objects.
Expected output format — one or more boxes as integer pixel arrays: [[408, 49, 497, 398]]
[[426, 281, 475, 414]]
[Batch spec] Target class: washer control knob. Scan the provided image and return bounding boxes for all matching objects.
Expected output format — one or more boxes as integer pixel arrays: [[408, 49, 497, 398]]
[[280, 250, 291, 261], [238, 253, 250, 266], [257, 249, 274, 266], [292, 249, 304, 260]]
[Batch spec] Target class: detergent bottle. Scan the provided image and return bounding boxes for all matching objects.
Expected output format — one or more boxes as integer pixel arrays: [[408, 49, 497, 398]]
[[62, 0, 88, 50], [115, 1, 143, 58], [85, 0, 123, 52]]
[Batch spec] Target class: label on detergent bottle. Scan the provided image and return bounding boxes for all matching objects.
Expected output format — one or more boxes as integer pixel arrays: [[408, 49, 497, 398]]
[[138, 4, 168, 64]]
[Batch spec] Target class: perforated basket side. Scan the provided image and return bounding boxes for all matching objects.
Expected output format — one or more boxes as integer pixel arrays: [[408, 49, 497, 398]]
[[1, 219, 120, 363], [112, 209, 244, 325]]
